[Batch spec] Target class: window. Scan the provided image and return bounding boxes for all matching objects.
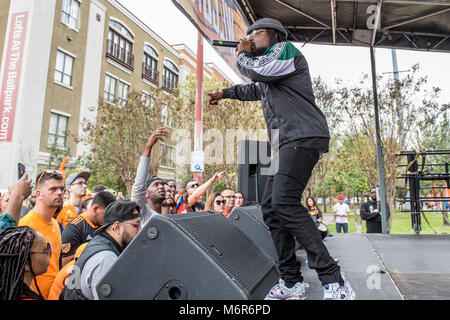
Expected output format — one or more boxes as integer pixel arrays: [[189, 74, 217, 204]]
[[163, 60, 178, 92], [104, 74, 117, 102], [160, 144, 175, 168], [118, 81, 130, 105], [61, 0, 80, 29], [107, 20, 134, 70], [48, 113, 68, 148], [161, 105, 174, 128], [161, 105, 168, 125], [109, 20, 133, 39], [54, 50, 74, 87], [142, 45, 159, 83], [142, 92, 155, 109]]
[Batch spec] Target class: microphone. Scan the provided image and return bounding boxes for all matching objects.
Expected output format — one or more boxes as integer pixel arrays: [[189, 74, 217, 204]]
[[212, 40, 239, 48]]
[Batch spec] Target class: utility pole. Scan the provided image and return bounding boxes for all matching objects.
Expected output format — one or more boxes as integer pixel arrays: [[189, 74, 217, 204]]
[[370, 47, 389, 234], [193, 31, 204, 184]]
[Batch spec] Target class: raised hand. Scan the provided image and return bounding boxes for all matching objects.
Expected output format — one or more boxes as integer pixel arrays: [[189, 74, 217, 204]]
[[144, 127, 168, 157], [211, 171, 225, 183]]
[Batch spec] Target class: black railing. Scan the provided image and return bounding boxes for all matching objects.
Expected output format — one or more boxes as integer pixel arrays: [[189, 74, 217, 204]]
[[142, 62, 159, 84], [162, 77, 177, 92], [395, 150, 450, 234], [106, 39, 134, 70]]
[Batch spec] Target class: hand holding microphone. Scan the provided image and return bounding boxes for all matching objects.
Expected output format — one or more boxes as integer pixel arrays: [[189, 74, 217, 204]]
[[213, 36, 252, 54]]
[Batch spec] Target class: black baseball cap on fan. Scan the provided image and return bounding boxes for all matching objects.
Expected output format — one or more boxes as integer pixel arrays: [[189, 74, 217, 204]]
[[95, 200, 141, 234]]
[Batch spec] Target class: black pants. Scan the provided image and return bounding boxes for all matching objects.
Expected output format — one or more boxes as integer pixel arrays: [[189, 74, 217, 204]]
[[261, 145, 343, 286]]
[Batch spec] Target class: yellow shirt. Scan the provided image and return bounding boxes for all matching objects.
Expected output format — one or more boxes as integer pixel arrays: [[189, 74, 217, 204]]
[[57, 203, 79, 229], [19, 209, 62, 300]]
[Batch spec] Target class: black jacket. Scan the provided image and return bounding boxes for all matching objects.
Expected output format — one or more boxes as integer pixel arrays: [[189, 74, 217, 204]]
[[64, 232, 122, 300], [360, 201, 390, 233], [222, 42, 330, 149]]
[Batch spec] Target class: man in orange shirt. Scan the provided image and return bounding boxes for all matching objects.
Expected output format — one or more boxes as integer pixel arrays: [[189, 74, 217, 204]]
[[221, 189, 236, 217], [19, 170, 65, 299], [47, 242, 87, 300], [57, 172, 90, 229]]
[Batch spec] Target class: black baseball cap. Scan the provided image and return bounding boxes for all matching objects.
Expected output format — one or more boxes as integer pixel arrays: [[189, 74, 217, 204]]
[[95, 200, 141, 234], [145, 176, 163, 188]]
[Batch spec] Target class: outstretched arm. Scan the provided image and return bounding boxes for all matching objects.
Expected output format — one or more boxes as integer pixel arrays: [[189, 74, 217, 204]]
[[188, 171, 225, 206], [131, 127, 168, 210], [208, 82, 262, 106]]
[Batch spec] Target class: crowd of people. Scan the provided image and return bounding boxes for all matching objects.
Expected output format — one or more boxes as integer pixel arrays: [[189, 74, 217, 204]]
[[0, 144, 386, 301], [0, 128, 254, 300], [0, 127, 388, 300]]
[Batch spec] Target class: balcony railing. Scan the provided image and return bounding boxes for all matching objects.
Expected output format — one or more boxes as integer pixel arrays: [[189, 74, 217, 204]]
[[142, 63, 159, 84], [106, 39, 134, 70], [162, 77, 177, 92]]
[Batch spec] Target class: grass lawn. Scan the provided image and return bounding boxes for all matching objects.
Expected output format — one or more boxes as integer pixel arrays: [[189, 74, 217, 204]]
[[323, 211, 450, 235]]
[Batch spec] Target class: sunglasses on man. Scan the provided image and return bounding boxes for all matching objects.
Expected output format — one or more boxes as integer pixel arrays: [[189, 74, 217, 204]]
[[188, 183, 200, 189], [36, 169, 63, 186]]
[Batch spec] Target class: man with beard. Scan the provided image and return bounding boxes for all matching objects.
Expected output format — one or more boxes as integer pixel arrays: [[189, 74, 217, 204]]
[[131, 127, 168, 225], [64, 200, 141, 300], [61, 191, 116, 266], [161, 182, 176, 215], [19, 170, 65, 299], [360, 187, 390, 233], [144, 176, 166, 215], [207, 18, 354, 300]]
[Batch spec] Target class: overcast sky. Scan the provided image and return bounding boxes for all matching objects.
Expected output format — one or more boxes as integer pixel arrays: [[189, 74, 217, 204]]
[[119, 0, 450, 104]]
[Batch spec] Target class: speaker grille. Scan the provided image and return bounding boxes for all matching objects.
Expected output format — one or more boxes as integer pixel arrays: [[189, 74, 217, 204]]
[[172, 213, 275, 294]]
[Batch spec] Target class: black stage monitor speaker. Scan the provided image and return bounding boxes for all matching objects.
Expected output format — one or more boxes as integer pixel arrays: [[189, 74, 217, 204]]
[[238, 140, 271, 204], [227, 205, 278, 264], [96, 212, 280, 300]]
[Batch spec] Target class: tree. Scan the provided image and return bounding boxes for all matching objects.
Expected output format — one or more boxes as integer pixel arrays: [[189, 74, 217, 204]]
[[80, 88, 180, 196], [332, 64, 448, 229], [174, 75, 267, 194]]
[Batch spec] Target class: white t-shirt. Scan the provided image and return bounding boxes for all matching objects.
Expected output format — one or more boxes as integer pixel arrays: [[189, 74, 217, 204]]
[[333, 203, 350, 224]]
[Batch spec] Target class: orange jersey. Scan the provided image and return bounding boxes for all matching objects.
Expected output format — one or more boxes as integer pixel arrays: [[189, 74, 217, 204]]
[[57, 203, 79, 229], [48, 242, 87, 300], [19, 210, 62, 299], [47, 260, 75, 300], [222, 209, 231, 217]]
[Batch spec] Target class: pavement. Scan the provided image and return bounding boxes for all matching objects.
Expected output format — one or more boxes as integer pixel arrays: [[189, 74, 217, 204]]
[[295, 233, 450, 300]]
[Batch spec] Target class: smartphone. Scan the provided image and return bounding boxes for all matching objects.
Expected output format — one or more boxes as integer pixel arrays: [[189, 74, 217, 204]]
[[17, 163, 26, 179]]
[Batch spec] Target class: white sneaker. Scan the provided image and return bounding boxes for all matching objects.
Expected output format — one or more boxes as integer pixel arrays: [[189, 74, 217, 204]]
[[323, 274, 356, 300], [265, 279, 309, 300]]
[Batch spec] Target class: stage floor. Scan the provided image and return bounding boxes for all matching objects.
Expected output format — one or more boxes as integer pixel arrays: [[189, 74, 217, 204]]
[[295, 233, 450, 300]]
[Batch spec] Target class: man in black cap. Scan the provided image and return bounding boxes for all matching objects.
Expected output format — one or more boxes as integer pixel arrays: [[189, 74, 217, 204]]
[[64, 199, 141, 300], [360, 187, 390, 233], [131, 127, 168, 225], [57, 171, 91, 228], [208, 18, 354, 300]]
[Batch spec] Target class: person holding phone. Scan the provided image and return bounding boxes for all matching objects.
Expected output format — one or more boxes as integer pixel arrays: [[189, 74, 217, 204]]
[[0, 174, 33, 230]]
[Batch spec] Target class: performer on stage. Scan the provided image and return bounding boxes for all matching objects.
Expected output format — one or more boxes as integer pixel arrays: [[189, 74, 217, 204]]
[[208, 18, 355, 300]]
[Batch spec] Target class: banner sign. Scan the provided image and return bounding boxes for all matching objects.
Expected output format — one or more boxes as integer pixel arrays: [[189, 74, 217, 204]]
[[0, 12, 28, 142], [172, 0, 249, 81]]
